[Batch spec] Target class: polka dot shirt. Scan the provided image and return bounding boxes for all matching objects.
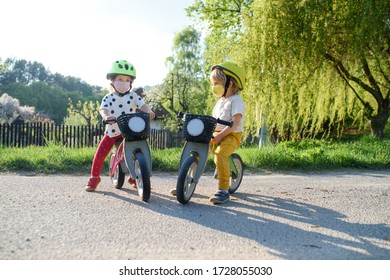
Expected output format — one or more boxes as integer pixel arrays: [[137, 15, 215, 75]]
[[100, 91, 146, 138]]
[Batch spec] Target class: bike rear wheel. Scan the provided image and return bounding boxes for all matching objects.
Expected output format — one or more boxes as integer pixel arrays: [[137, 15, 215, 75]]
[[176, 155, 198, 204], [134, 152, 151, 202], [109, 152, 125, 189], [229, 153, 243, 194]]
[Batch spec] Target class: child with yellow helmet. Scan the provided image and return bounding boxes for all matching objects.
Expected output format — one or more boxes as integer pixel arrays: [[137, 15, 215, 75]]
[[209, 62, 246, 204], [85, 60, 155, 192]]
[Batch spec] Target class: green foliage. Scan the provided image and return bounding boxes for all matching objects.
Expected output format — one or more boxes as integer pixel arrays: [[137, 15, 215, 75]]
[[1, 82, 71, 123], [145, 26, 211, 130], [1, 137, 389, 174], [64, 99, 101, 126], [187, 0, 390, 140], [0, 57, 105, 124], [243, 0, 390, 139], [166, 26, 204, 77], [187, 0, 253, 66], [0, 58, 102, 97]]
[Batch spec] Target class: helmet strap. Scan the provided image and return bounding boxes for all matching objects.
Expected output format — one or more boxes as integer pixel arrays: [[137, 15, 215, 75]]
[[118, 91, 130, 96], [223, 76, 231, 97]]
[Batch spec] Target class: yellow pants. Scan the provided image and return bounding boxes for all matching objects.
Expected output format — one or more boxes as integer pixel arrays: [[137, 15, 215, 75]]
[[210, 132, 242, 191]]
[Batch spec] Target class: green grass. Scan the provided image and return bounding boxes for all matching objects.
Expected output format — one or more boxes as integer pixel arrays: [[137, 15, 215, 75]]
[[240, 135, 390, 171], [0, 135, 389, 174]]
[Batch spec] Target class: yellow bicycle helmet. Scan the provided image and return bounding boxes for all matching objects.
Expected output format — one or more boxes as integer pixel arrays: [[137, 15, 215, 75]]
[[211, 62, 245, 90]]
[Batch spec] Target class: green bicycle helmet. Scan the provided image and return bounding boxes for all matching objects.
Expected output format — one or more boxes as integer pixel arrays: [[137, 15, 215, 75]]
[[211, 62, 246, 90], [106, 60, 136, 80]]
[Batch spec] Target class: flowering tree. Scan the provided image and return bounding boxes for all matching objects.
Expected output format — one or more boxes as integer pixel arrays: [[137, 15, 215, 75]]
[[0, 93, 35, 124]]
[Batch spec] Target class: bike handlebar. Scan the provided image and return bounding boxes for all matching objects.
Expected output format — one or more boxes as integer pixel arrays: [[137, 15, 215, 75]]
[[102, 117, 117, 125], [103, 113, 157, 125], [216, 118, 233, 127], [177, 111, 233, 127]]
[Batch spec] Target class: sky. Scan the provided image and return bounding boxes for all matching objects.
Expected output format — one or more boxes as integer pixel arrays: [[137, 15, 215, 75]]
[[0, 0, 196, 88]]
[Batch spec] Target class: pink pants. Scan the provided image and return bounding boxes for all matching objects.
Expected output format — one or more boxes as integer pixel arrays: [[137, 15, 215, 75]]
[[90, 134, 122, 177]]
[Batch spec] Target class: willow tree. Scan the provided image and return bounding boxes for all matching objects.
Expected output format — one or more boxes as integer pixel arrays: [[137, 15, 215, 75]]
[[187, 0, 252, 64], [189, 0, 389, 139], [242, 0, 390, 139]]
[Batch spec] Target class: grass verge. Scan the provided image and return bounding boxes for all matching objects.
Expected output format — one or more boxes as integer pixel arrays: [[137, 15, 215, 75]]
[[0, 135, 389, 174]]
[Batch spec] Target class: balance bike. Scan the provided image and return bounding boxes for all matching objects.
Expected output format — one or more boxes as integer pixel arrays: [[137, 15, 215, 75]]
[[106, 112, 152, 202], [175, 113, 244, 204]]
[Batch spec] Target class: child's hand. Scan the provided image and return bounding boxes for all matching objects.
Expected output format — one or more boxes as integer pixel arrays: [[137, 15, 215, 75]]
[[148, 111, 155, 120], [211, 133, 222, 144], [104, 116, 116, 124]]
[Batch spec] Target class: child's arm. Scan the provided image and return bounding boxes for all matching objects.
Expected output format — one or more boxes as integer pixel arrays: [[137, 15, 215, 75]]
[[140, 104, 155, 120], [211, 113, 242, 144]]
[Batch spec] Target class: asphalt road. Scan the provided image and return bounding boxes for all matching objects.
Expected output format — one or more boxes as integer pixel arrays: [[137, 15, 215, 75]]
[[1, 171, 389, 260]]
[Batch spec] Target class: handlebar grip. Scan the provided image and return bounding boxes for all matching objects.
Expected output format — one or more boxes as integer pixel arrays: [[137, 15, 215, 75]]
[[103, 118, 117, 125], [217, 118, 233, 127]]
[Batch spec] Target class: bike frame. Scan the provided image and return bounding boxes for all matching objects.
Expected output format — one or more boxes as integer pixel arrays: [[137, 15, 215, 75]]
[[179, 139, 239, 184], [110, 140, 126, 178], [105, 112, 153, 202], [110, 112, 152, 183], [175, 113, 244, 204], [228, 154, 239, 176], [123, 139, 152, 179], [179, 141, 209, 185]]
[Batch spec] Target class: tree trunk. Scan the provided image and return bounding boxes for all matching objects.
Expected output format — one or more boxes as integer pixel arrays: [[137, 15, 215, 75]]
[[370, 102, 389, 138]]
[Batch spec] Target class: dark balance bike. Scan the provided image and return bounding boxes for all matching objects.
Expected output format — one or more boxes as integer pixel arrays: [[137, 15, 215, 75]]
[[106, 112, 152, 202], [175, 113, 244, 205]]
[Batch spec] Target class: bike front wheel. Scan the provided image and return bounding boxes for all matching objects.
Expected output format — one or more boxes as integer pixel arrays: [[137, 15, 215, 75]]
[[229, 153, 244, 194], [134, 152, 151, 202], [109, 152, 125, 189], [176, 155, 198, 204]]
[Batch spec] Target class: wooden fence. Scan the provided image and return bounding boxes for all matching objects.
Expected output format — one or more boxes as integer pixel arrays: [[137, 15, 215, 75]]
[[0, 123, 183, 149]]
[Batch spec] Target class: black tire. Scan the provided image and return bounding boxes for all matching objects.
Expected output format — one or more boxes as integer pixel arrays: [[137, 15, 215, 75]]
[[109, 153, 125, 189], [229, 153, 244, 194], [134, 152, 151, 202], [176, 155, 198, 204]]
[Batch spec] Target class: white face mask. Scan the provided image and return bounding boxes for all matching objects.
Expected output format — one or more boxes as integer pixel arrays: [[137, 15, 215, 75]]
[[113, 81, 131, 94]]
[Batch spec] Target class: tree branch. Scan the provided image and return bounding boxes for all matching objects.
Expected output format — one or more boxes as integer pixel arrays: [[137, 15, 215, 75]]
[[368, 46, 390, 85], [213, 0, 242, 13], [323, 52, 383, 104], [334, 65, 374, 117], [360, 56, 383, 99]]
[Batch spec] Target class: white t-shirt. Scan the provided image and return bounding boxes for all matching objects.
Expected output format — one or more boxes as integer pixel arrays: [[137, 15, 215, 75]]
[[100, 91, 146, 138], [212, 94, 245, 132]]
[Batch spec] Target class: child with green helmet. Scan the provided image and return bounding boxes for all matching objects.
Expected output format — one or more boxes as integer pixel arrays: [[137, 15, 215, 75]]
[[208, 61, 246, 204], [85, 60, 155, 192]]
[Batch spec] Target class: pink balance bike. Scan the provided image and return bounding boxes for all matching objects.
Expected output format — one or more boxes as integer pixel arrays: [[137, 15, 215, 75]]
[[105, 112, 152, 202]]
